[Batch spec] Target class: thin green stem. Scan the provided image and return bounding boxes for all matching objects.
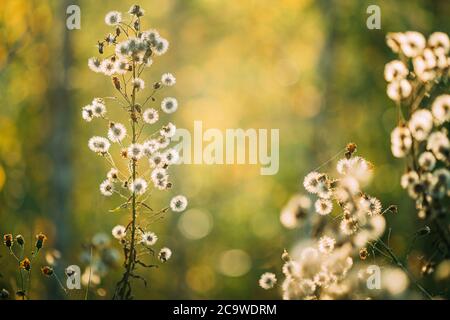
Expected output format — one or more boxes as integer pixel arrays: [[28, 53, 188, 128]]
[[376, 239, 433, 300]]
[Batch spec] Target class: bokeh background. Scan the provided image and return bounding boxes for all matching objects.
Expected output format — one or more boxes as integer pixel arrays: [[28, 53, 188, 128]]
[[0, 0, 449, 299]]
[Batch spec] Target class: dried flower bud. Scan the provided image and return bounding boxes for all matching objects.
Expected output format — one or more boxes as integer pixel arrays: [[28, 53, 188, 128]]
[[20, 258, 31, 271], [15, 235, 25, 246], [35, 233, 47, 250], [0, 288, 10, 300], [134, 20, 140, 31], [41, 266, 54, 277], [343, 210, 352, 220], [359, 248, 369, 260], [387, 205, 398, 214], [153, 82, 162, 89], [121, 149, 128, 159], [112, 76, 121, 90], [97, 41, 104, 54], [346, 143, 357, 154], [3, 234, 13, 247], [134, 104, 142, 113], [281, 249, 290, 262]]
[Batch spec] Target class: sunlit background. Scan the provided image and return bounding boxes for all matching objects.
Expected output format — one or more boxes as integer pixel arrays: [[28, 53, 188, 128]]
[[0, 0, 449, 299]]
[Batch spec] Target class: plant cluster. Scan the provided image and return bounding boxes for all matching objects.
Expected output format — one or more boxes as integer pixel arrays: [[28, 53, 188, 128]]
[[84, 4, 187, 299]]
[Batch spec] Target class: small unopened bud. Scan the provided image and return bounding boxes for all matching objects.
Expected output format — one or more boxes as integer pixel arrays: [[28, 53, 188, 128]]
[[97, 41, 104, 54], [3, 234, 13, 248], [41, 266, 54, 277], [346, 142, 357, 154], [35, 233, 47, 250], [153, 82, 162, 89], [359, 247, 369, 260], [15, 235, 25, 246], [417, 226, 431, 236], [330, 180, 339, 189], [345, 143, 357, 159], [387, 205, 398, 214], [0, 288, 10, 300], [20, 258, 31, 271], [343, 210, 352, 220], [281, 249, 290, 262]]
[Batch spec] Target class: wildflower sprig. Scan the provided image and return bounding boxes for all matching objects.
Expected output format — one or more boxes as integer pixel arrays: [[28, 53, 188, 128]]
[[84, 4, 187, 300], [2, 232, 48, 299], [260, 144, 414, 299], [384, 32, 450, 268]]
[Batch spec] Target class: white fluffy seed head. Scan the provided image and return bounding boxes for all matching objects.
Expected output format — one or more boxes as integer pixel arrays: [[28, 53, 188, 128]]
[[318, 236, 336, 254], [160, 122, 177, 138], [384, 60, 408, 82], [161, 73, 176, 86], [100, 179, 114, 196], [88, 57, 102, 73], [259, 272, 277, 290], [170, 195, 188, 212], [127, 143, 143, 160], [88, 136, 110, 153], [143, 108, 159, 124], [105, 11, 122, 26], [432, 95, 450, 125], [112, 225, 126, 239], [158, 247, 172, 262], [161, 97, 178, 114], [154, 38, 169, 56], [141, 231, 158, 246], [129, 178, 148, 195], [108, 123, 127, 142], [314, 198, 333, 216]]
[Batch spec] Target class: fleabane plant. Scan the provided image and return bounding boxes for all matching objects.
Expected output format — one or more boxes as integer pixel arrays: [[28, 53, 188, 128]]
[[83, 4, 187, 300], [259, 144, 413, 299], [384, 32, 450, 255]]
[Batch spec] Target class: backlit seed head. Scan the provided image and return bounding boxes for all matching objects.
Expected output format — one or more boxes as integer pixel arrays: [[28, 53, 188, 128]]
[[158, 247, 172, 262]]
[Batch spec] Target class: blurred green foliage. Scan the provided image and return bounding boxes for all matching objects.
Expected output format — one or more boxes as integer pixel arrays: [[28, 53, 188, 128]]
[[0, 0, 448, 299]]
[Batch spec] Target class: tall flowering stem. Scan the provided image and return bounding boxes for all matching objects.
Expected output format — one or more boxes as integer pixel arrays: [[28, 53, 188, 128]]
[[384, 32, 450, 260], [84, 5, 188, 300]]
